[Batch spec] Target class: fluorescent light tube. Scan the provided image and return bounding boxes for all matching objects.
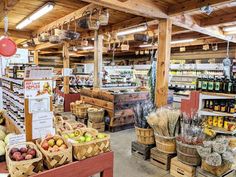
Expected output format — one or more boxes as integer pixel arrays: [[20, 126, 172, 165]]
[[223, 26, 236, 32], [171, 39, 195, 44], [16, 2, 54, 30], [81, 46, 94, 50], [30, 3, 54, 20], [139, 44, 157, 48], [117, 25, 147, 36]]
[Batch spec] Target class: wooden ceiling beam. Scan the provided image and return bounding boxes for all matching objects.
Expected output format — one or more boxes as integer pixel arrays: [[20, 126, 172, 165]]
[[168, 0, 236, 16], [81, 0, 168, 19], [33, 4, 97, 35], [171, 38, 225, 47], [0, 0, 19, 21], [200, 12, 236, 27], [0, 28, 31, 39], [35, 42, 62, 50], [171, 15, 236, 43]]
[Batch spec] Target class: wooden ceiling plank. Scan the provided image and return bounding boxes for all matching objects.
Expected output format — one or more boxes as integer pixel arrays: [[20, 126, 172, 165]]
[[0, 28, 31, 39], [33, 4, 97, 35], [0, 0, 19, 21], [168, 0, 236, 16], [200, 12, 236, 27], [171, 15, 236, 43], [81, 0, 168, 19]]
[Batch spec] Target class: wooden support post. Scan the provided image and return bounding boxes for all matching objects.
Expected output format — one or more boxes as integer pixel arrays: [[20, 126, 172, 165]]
[[93, 30, 103, 88], [34, 50, 39, 65], [63, 42, 70, 94], [155, 19, 172, 107]]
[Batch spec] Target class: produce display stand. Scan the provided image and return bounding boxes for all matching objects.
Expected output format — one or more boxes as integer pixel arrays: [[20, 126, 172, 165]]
[[80, 88, 149, 131], [55, 88, 80, 112], [0, 151, 114, 177]]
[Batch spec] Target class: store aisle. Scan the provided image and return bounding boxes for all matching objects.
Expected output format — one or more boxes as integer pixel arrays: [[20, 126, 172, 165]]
[[110, 129, 172, 177]]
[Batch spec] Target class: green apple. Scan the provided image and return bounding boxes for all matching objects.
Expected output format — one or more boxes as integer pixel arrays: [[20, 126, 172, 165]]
[[85, 136, 92, 142], [79, 136, 86, 142], [85, 133, 92, 138], [69, 133, 75, 138], [97, 133, 106, 139], [63, 134, 69, 139]]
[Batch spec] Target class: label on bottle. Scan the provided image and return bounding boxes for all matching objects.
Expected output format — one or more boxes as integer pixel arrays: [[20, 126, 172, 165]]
[[215, 82, 220, 91], [228, 83, 232, 92], [198, 80, 202, 89], [202, 81, 207, 90], [208, 82, 214, 90]]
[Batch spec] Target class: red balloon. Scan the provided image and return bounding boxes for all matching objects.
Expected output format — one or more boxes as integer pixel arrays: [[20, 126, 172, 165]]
[[0, 37, 17, 57]]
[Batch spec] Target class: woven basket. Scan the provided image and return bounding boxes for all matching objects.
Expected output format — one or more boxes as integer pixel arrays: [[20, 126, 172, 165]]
[[36, 135, 72, 169], [88, 108, 105, 123], [75, 104, 92, 118], [154, 133, 176, 154], [72, 133, 110, 160], [56, 120, 86, 134], [176, 140, 201, 166], [6, 142, 43, 177], [135, 126, 155, 145], [201, 160, 232, 176]]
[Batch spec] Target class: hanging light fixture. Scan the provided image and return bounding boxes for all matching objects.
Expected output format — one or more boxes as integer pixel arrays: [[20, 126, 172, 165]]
[[171, 39, 195, 44], [16, 2, 54, 29], [116, 24, 147, 36]]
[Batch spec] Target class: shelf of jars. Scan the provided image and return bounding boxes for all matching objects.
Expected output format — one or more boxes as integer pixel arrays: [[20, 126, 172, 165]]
[[1, 76, 25, 133]]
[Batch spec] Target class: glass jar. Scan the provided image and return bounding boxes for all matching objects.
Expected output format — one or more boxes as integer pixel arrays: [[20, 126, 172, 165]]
[[218, 116, 224, 128], [213, 101, 220, 111], [213, 116, 218, 127], [220, 101, 226, 112]]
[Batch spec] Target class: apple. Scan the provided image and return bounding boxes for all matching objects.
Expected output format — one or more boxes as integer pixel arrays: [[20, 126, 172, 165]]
[[52, 145, 59, 152], [27, 149, 36, 157], [22, 153, 27, 159], [10, 148, 19, 155], [68, 133, 75, 138], [85, 136, 92, 142], [56, 139, 64, 147], [79, 136, 86, 143], [63, 134, 69, 139], [20, 147, 28, 153], [25, 154, 33, 160], [97, 133, 106, 139], [42, 141, 49, 150], [85, 133, 92, 138], [15, 154, 24, 161], [59, 144, 67, 150], [12, 151, 21, 160], [48, 139, 55, 147]]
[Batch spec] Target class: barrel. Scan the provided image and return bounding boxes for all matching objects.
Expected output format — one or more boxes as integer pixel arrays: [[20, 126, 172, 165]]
[[154, 133, 176, 154], [176, 140, 201, 166]]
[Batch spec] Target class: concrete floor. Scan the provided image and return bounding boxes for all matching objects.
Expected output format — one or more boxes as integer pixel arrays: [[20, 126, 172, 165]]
[[109, 129, 172, 177]]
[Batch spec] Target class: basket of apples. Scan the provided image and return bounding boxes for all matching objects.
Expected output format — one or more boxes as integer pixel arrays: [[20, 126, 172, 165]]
[[6, 142, 43, 177], [36, 134, 72, 169], [56, 120, 86, 135], [69, 128, 110, 160]]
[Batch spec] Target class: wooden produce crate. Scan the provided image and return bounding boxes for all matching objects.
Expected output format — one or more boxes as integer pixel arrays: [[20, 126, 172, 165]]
[[170, 157, 196, 177], [131, 141, 155, 160], [196, 167, 235, 177], [88, 121, 105, 132], [150, 148, 176, 171]]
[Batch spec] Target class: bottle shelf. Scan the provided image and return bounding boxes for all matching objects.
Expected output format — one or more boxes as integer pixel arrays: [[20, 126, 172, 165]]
[[199, 109, 236, 117], [200, 91, 236, 99]]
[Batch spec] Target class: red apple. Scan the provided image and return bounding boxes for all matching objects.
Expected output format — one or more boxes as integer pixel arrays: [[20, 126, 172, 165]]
[[27, 148, 36, 157], [25, 154, 33, 160], [22, 153, 27, 159], [15, 154, 24, 161], [20, 147, 28, 153], [12, 151, 21, 160], [42, 141, 49, 150], [10, 148, 19, 155]]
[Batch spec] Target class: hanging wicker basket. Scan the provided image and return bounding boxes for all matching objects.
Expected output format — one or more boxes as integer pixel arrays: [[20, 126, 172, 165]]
[[36, 135, 72, 169], [87, 108, 105, 123], [135, 126, 155, 145], [6, 142, 43, 177], [154, 133, 176, 154]]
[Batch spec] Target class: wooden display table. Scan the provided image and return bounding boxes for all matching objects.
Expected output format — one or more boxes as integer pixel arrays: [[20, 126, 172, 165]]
[[80, 88, 149, 131], [0, 151, 114, 177]]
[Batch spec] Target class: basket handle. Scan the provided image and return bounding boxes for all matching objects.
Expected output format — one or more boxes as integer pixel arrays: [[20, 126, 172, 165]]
[[63, 121, 74, 130]]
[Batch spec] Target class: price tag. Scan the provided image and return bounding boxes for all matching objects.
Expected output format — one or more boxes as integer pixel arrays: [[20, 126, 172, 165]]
[[9, 134, 26, 147]]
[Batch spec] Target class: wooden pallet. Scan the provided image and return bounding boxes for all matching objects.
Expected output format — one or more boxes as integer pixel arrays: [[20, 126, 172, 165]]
[[170, 157, 196, 177], [196, 167, 235, 177], [109, 123, 134, 132], [88, 121, 105, 132], [131, 141, 155, 160], [150, 148, 176, 171]]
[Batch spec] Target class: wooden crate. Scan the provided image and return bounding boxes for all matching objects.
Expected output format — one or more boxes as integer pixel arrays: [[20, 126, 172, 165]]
[[170, 157, 196, 177], [131, 141, 155, 160], [197, 167, 235, 177], [150, 148, 176, 170], [88, 121, 105, 132]]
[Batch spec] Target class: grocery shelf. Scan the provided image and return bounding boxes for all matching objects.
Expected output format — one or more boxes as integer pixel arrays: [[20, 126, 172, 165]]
[[199, 109, 236, 117], [200, 91, 236, 99], [209, 126, 236, 135], [2, 89, 24, 102], [1, 76, 23, 85]]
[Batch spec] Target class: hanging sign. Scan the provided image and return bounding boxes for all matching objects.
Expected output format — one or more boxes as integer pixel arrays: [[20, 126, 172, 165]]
[[32, 112, 54, 139], [24, 80, 52, 98], [24, 67, 53, 80]]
